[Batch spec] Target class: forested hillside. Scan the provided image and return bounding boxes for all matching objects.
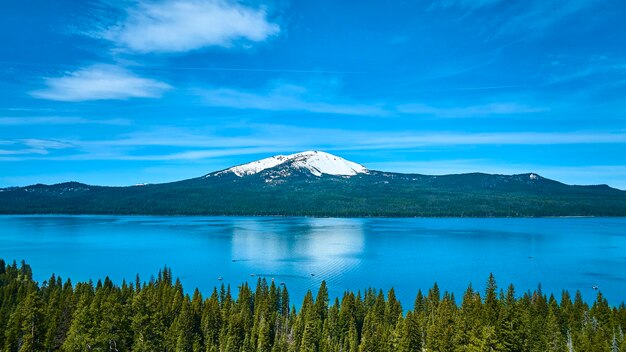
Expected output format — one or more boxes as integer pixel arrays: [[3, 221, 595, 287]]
[[1, 170, 626, 217], [1, 259, 625, 351]]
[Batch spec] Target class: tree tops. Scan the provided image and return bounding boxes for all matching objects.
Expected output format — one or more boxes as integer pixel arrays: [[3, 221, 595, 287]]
[[1, 259, 625, 352]]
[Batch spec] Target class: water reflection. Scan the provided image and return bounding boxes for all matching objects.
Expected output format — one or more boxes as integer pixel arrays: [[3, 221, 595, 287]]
[[231, 218, 365, 276], [0, 216, 625, 306]]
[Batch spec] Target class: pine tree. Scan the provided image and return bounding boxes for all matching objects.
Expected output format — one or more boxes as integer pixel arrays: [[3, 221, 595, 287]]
[[315, 281, 329, 323], [359, 311, 382, 352], [202, 288, 222, 350], [256, 315, 272, 352], [484, 273, 500, 327], [62, 289, 95, 352], [456, 283, 482, 348], [300, 317, 318, 352], [281, 287, 290, 318], [425, 293, 456, 352], [497, 284, 523, 352], [385, 288, 402, 327], [3, 262, 626, 352], [130, 287, 165, 352], [545, 306, 565, 352], [394, 310, 421, 352]]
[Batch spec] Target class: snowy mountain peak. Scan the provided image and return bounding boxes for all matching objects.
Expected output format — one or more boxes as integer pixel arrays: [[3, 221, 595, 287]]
[[215, 151, 368, 177]]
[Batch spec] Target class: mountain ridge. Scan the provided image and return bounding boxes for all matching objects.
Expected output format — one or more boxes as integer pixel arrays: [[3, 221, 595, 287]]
[[1, 151, 625, 217]]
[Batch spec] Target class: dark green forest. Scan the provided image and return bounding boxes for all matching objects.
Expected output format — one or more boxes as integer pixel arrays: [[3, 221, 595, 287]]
[[2, 170, 626, 217], [1, 260, 625, 351]]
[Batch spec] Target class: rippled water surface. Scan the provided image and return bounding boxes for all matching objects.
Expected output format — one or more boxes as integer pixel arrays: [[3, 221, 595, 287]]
[[1, 216, 625, 306]]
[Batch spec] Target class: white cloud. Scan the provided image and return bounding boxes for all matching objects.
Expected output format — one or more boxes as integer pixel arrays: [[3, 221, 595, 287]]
[[397, 102, 546, 118], [102, 0, 280, 53], [200, 84, 389, 116], [0, 138, 74, 157], [30, 65, 171, 102], [0, 116, 131, 125]]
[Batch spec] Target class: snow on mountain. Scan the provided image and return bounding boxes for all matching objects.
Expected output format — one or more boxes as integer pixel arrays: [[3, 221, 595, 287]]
[[220, 154, 290, 177], [214, 151, 368, 177], [288, 151, 368, 176]]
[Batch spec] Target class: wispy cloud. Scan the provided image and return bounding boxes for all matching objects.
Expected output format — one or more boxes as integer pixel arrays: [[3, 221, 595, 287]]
[[30, 65, 171, 102], [0, 138, 74, 157], [200, 82, 547, 118], [434, 0, 602, 37], [19, 139, 75, 150], [0, 148, 49, 156], [100, 0, 280, 53], [348, 131, 626, 149], [3, 125, 626, 162], [0, 116, 131, 126], [546, 55, 626, 85], [200, 83, 389, 116], [397, 102, 545, 118], [3, 127, 626, 189], [78, 147, 287, 162], [501, 0, 601, 33]]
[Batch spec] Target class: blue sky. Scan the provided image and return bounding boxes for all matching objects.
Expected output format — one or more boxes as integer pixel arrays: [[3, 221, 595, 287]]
[[1, 0, 626, 188]]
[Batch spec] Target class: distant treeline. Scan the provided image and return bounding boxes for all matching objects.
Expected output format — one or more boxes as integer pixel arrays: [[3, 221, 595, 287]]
[[2, 171, 626, 217], [1, 259, 625, 352]]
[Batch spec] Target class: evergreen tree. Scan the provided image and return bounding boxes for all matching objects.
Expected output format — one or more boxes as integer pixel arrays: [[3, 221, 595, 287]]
[[385, 288, 402, 327], [484, 273, 500, 327], [544, 306, 565, 351], [2, 260, 626, 352], [425, 293, 456, 351]]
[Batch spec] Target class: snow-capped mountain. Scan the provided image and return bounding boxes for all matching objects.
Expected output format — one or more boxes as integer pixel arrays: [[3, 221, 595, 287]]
[[3, 153, 625, 216], [214, 151, 368, 177]]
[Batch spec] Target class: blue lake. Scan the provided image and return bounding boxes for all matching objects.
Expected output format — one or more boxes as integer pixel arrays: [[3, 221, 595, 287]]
[[1, 215, 625, 307]]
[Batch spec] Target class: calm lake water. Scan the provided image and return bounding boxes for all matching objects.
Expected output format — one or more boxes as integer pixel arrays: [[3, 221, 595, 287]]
[[1, 216, 625, 307]]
